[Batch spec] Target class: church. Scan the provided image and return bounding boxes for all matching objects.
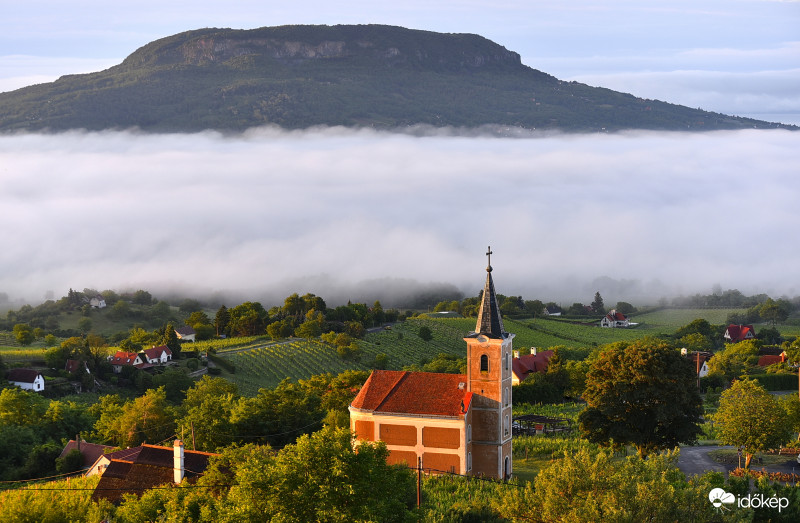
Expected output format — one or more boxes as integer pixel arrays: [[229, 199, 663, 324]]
[[349, 248, 514, 479]]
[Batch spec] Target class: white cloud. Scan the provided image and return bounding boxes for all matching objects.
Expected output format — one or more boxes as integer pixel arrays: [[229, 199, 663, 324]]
[[1, 127, 798, 306]]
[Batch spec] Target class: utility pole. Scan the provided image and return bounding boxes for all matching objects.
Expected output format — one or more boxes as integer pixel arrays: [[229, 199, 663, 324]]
[[417, 457, 422, 507], [191, 421, 196, 451]]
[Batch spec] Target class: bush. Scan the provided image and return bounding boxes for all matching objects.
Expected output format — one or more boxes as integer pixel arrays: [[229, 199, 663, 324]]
[[186, 358, 200, 371], [751, 373, 798, 391]]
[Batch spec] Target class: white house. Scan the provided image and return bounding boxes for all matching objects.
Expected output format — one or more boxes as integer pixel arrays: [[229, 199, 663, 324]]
[[89, 295, 106, 308], [7, 368, 45, 392], [600, 309, 630, 328], [140, 345, 173, 365]]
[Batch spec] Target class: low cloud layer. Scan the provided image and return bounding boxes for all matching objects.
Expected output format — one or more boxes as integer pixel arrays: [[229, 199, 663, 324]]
[[1, 127, 798, 307]]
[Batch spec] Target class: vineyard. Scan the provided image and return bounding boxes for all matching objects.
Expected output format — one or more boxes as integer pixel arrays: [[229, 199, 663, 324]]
[[211, 310, 761, 396]]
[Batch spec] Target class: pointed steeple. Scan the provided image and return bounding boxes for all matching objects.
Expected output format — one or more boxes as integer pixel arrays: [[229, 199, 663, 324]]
[[474, 246, 507, 339]]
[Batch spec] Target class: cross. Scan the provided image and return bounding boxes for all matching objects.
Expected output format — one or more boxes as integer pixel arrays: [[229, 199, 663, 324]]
[[486, 246, 493, 271]]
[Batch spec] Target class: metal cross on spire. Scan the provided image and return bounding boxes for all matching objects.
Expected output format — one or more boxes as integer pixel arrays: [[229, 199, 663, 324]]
[[486, 246, 493, 272]]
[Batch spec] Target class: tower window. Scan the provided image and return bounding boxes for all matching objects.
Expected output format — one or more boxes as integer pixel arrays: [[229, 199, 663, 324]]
[[480, 354, 489, 372]]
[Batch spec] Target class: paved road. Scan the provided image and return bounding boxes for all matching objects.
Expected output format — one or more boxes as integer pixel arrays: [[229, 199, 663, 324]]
[[677, 445, 732, 476], [677, 445, 800, 477]]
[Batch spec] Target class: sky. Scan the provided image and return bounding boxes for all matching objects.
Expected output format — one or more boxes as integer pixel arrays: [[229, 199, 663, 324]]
[[1, 1, 799, 308]]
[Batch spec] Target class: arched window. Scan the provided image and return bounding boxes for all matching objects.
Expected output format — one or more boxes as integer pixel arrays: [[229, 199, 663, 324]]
[[468, 452, 472, 471], [467, 424, 472, 442], [504, 387, 510, 407], [480, 354, 489, 372]]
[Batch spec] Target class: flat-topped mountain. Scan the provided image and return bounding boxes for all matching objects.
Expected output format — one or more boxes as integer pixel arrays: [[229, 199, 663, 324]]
[[0, 24, 791, 132]]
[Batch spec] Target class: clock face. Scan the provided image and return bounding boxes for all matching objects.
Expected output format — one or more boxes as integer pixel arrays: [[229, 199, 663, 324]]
[[477, 335, 488, 343]]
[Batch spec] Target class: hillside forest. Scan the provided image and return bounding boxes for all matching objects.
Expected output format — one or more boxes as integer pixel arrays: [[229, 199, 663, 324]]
[[2, 286, 800, 521]]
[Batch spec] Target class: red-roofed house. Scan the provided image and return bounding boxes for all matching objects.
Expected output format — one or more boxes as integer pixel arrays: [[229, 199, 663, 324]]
[[350, 248, 514, 479], [724, 324, 755, 343], [90, 440, 217, 504], [600, 309, 629, 328], [7, 368, 45, 391], [58, 439, 114, 471], [511, 349, 554, 385], [140, 345, 172, 365], [108, 351, 143, 373], [758, 354, 786, 367]]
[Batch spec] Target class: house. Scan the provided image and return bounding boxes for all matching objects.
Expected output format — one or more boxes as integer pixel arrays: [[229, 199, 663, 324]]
[[7, 368, 45, 391], [90, 440, 216, 504], [140, 345, 173, 365], [681, 349, 712, 378], [724, 324, 755, 343], [58, 439, 114, 471], [758, 354, 786, 367], [86, 446, 144, 477], [544, 305, 562, 316], [511, 349, 554, 385], [350, 248, 514, 479], [600, 309, 629, 328], [108, 351, 144, 373], [175, 326, 196, 342], [89, 295, 106, 308], [65, 359, 90, 374]]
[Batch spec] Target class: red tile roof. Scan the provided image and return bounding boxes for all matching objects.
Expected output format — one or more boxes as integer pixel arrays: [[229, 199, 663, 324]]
[[605, 310, 627, 322], [758, 354, 785, 367], [142, 345, 171, 361], [110, 351, 139, 365], [725, 324, 755, 342], [512, 351, 553, 382], [351, 370, 472, 418], [58, 440, 114, 468]]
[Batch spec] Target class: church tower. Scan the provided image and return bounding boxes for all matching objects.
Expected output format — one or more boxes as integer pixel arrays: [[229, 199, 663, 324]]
[[464, 247, 514, 479]]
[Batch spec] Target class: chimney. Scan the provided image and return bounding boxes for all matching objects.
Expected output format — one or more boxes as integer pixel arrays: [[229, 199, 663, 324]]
[[513, 350, 519, 359], [681, 348, 688, 356], [174, 440, 185, 484], [531, 347, 537, 356]]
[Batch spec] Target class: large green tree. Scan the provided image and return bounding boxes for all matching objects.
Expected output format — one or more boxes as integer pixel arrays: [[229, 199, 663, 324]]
[[216, 427, 416, 522], [714, 378, 790, 468], [578, 338, 703, 457]]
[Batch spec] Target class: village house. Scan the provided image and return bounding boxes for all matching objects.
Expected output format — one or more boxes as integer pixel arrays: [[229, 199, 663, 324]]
[[58, 439, 115, 471], [724, 324, 755, 343], [350, 248, 513, 479], [681, 349, 712, 378], [108, 351, 143, 373], [90, 440, 216, 504], [140, 345, 173, 365], [7, 368, 45, 392], [174, 325, 196, 342], [89, 295, 106, 308], [511, 349, 553, 386], [600, 309, 629, 328]]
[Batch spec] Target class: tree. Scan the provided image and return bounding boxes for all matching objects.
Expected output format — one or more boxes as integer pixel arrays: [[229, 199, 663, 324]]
[[714, 378, 790, 468], [186, 311, 211, 328], [163, 321, 181, 358], [132, 289, 153, 305], [216, 427, 416, 522], [418, 325, 433, 341], [529, 448, 722, 522], [12, 323, 34, 346], [215, 305, 230, 336], [94, 388, 176, 447], [578, 339, 703, 457], [591, 291, 605, 314], [706, 340, 760, 383], [178, 376, 239, 451]]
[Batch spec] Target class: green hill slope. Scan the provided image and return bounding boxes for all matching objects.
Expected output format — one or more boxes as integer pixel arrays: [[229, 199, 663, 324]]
[[0, 24, 791, 133]]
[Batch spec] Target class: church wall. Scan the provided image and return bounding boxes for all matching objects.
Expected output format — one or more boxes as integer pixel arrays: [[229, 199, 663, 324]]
[[423, 452, 461, 474], [422, 426, 461, 449], [354, 419, 374, 441], [380, 424, 417, 446]]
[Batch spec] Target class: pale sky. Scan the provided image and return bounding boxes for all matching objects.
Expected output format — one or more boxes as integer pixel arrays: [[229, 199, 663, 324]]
[[1, 0, 799, 123], [1, 1, 799, 307]]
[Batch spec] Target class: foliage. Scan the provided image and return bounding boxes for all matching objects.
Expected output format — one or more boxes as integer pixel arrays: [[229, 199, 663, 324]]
[[713, 378, 791, 468], [707, 340, 761, 383], [93, 387, 176, 447], [214, 427, 416, 522], [418, 325, 433, 341], [528, 448, 728, 522], [0, 475, 111, 523], [578, 338, 703, 456], [12, 323, 34, 346]]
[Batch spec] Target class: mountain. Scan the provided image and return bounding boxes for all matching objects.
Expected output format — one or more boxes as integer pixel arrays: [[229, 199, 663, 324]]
[[0, 24, 792, 133]]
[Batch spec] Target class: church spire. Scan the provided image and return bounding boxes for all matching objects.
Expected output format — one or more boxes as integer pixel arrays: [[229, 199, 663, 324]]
[[474, 246, 507, 339]]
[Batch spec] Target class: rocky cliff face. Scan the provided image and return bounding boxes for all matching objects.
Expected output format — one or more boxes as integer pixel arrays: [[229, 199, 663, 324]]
[[122, 25, 522, 70]]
